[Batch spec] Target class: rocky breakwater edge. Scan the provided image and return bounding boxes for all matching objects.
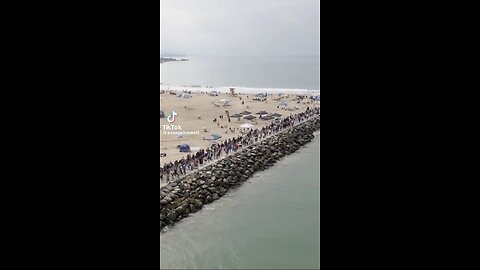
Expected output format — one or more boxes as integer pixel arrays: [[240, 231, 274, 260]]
[[160, 117, 320, 231]]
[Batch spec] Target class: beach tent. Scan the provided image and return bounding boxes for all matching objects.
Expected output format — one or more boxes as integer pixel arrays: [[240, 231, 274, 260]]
[[177, 93, 192, 98], [217, 99, 230, 106], [179, 144, 191, 152], [279, 101, 288, 109]]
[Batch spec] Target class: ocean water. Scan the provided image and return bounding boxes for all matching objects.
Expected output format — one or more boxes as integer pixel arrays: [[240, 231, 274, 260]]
[[160, 55, 320, 90], [160, 135, 320, 270]]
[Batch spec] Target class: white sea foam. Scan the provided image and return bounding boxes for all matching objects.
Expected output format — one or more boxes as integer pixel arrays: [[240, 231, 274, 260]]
[[160, 84, 320, 95]]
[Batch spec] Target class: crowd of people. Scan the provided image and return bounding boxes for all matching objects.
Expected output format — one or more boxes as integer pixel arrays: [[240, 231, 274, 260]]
[[160, 107, 320, 185]]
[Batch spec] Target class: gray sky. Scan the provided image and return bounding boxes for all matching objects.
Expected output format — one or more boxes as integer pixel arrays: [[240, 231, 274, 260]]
[[160, 0, 320, 56]]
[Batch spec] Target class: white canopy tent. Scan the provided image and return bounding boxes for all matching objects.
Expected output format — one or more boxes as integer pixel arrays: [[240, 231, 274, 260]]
[[240, 123, 255, 129], [217, 99, 231, 106]]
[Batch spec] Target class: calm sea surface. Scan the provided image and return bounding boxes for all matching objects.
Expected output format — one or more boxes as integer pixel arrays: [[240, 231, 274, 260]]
[[160, 55, 320, 90], [160, 135, 320, 270]]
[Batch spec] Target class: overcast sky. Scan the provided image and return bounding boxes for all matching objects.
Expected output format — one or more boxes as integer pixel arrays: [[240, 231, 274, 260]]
[[160, 0, 320, 56]]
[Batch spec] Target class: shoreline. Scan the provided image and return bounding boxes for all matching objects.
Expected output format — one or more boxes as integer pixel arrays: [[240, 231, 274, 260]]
[[160, 115, 320, 231], [160, 85, 320, 95], [160, 57, 189, 63]]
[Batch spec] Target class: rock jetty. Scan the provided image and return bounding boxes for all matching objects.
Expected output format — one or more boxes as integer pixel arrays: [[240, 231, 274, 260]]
[[160, 117, 320, 230]]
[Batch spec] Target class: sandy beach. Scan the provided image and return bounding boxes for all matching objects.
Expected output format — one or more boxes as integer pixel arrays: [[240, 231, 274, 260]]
[[160, 87, 320, 166]]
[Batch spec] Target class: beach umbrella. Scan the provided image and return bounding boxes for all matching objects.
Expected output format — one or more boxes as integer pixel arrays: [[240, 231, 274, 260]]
[[270, 113, 282, 117], [260, 116, 274, 121], [243, 115, 256, 120], [239, 111, 252, 115], [230, 114, 242, 118], [255, 111, 269, 115]]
